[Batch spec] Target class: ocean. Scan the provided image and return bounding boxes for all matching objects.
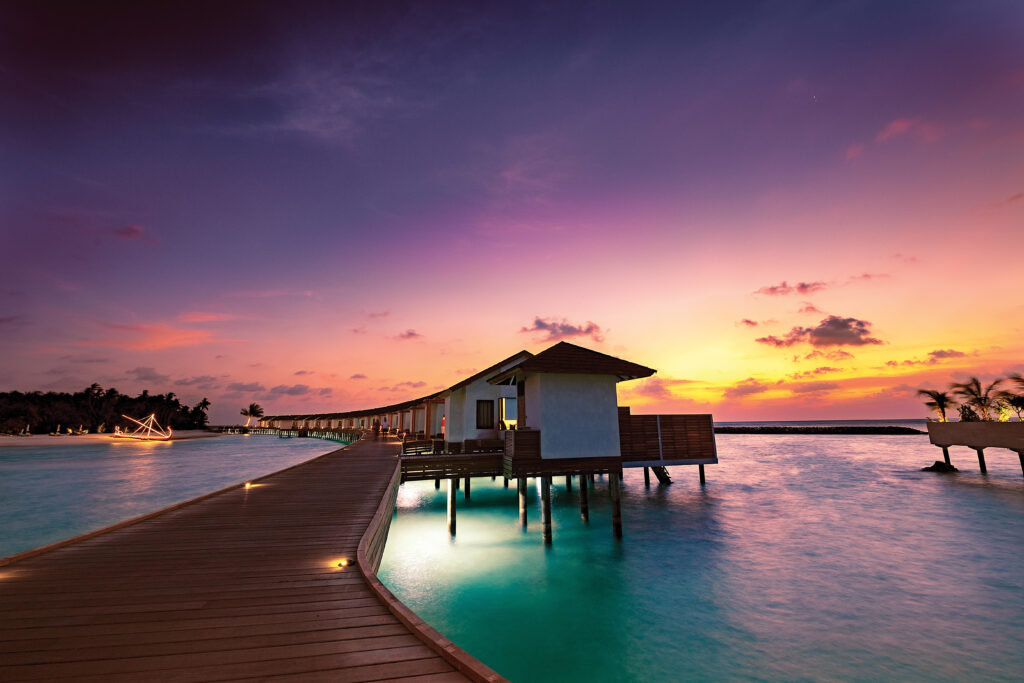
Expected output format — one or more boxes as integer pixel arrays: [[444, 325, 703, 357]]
[[378, 428, 1024, 681], [0, 434, 335, 558]]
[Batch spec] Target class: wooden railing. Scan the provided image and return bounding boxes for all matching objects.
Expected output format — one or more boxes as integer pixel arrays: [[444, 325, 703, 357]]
[[618, 408, 717, 466]]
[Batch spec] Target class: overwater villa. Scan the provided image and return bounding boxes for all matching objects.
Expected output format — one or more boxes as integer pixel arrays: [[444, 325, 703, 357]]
[[260, 342, 718, 541]]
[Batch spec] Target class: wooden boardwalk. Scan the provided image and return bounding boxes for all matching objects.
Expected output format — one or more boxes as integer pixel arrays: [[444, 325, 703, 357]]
[[0, 438, 481, 682]]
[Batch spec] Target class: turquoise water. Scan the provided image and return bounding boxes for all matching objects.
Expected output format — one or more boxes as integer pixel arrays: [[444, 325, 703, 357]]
[[0, 435, 336, 558], [379, 434, 1024, 682]]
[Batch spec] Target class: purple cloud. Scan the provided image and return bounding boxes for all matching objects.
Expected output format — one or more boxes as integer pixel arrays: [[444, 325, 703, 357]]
[[739, 318, 758, 327], [723, 377, 778, 399], [112, 224, 158, 244], [395, 329, 423, 340], [349, 373, 367, 380], [269, 384, 311, 396], [125, 366, 170, 383], [226, 381, 266, 392], [755, 280, 827, 296], [757, 316, 883, 348], [520, 316, 604, 342]]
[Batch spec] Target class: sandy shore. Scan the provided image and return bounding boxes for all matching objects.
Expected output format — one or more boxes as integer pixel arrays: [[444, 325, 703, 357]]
[[0, 430, 226, 447]]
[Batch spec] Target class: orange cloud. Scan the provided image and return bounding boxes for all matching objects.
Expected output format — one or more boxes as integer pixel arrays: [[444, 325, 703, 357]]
[[86, 321, 217, 350], [179, 311, 236, 323]]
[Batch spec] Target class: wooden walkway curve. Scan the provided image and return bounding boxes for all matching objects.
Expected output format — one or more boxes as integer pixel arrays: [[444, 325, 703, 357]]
[[0, 437, 489, 682]]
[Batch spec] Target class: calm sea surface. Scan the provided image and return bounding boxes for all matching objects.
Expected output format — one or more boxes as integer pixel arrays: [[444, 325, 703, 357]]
[[0, 435, 335, 558], [379, 431, 1024, 682]]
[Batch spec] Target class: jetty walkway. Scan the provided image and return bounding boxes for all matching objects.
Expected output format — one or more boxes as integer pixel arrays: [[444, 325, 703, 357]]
[[0, 438, 498, 682]]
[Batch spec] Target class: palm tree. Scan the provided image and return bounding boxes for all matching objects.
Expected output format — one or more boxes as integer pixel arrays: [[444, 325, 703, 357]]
[[240, 402, 264, 427], [949, 377, 1003, 421], [1008, 373, 1024, 392], [916, 389, 957, 422]]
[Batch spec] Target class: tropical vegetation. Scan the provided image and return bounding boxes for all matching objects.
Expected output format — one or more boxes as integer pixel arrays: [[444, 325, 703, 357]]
[[0, 384, 211, 435], [240, 403, 264, 427], [918, 374, 1024, 422]]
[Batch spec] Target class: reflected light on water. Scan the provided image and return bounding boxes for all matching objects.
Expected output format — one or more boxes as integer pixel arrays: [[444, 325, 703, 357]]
[[379, 434, 1024, 683]]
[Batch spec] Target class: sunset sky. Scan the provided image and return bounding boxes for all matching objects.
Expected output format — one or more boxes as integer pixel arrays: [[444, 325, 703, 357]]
[[2, 1, 1022, 424]]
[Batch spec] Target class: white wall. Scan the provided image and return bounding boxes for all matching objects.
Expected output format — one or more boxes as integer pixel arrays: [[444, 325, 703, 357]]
[[525, 373, 621, 459]]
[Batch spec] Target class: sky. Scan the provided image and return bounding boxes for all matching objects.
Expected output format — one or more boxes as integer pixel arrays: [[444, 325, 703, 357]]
[[1, 0, 1022, 424]]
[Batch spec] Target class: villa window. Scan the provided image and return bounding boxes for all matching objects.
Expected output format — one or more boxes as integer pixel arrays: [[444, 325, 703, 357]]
[[476, 399, 494, 429]]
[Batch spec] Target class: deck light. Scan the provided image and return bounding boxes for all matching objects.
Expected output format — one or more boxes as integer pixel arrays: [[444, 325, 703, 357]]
[[338, 559, 349, 568], [244, 482, 252, 489]]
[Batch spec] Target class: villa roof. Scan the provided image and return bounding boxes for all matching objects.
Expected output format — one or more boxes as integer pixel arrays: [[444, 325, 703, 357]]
[[263, 343, 653, 423], [488, 341, 656, 384]]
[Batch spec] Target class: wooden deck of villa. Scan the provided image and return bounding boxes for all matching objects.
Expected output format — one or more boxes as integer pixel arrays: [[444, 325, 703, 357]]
[[0, 438, 498, 682]]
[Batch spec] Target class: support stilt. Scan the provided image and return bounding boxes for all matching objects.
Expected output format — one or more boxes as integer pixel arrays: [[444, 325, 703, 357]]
[[435, 478, 440, 489], [610, 471, 622, 539], [699, 464, 706, 485], [541, 475, 552, 546], [976, 448, 987, 474], [518, 477, 528, 527], [503, 476, 509, 488], [579, 472, 589, 522], [566, 474, 572, 492], [464, 476, 471, 499], [644, 467, 650, 486], [941, 447, 951, 466], [447, 478, 457, 536], [1018, 451, 1024, 478], [588, 473, 595, 486]]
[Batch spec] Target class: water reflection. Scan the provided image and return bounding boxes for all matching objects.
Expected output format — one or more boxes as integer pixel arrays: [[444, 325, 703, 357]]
[[379, 434, 1024, 682]]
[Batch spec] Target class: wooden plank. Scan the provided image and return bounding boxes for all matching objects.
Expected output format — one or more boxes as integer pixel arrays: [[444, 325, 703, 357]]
[[0, 438, 479, 682]]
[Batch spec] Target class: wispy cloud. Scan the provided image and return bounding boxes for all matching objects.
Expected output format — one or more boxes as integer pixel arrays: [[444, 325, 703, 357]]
[[754, 280, 827, 296], [174, 375, 219, 387], [788, 366, 840, 380], [111, 224, 159, 244], [875, 117, 945, 144], [885, 348, 968, 368], [844, 142, 864, 160], [179, 311, 236, 323], [349, 373, 367, 380], [738, 318, 759, 327], [632, 376, 696, 400], [520, 317, 604, 343], [395, 329, 423, 340], [294, 370, 314, 376], [226, 381, 266, 393], [269, 384, 311, 396], [125, 367, 170, 383], [723, 377, 779, 399], [379, 380, 427, 392], [86, 321, 217, 351]]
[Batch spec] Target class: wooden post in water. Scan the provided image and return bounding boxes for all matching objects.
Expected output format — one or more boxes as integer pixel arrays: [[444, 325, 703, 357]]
[[1017, 451, 1024, 477], [518, 477, 528, 527], [699, 464, 706, 485], [644, 467, 650, 486], [566, 474, 572, 492], [610, 471, 623, 539], [435, 478, 440, 489], [503, 476, 509, 488], [941, 447, 951, 466], [447, 478, 457, 536], [464, 476, 471, 499], [541, 475, 553, 546], [579, 471, 590, 522], [588, 473, 595, 486], [976, 448, 987, 474]]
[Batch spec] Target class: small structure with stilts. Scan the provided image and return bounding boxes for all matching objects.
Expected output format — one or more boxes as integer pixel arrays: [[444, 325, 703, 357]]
[[262, 342, 719, 544], [927, 421, 1024, 476]]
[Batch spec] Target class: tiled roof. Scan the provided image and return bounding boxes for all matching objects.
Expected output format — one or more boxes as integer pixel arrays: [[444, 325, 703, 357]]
[[488, 341, 655, 383]]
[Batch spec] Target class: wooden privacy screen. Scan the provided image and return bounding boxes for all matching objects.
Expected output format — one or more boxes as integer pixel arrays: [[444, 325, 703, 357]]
[[618, 407, 717, 465]]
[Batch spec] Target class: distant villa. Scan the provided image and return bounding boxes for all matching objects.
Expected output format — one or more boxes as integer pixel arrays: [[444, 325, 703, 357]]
[[261, 342, 717, 470]]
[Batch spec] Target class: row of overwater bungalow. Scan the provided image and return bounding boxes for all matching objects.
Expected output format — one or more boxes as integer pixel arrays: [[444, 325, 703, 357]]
[[259, 342, 719, 541]]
